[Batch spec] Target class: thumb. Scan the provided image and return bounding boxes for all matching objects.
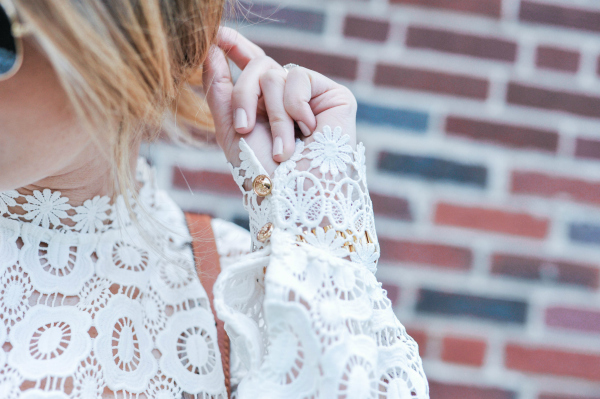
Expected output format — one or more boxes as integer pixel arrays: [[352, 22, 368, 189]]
[[202, 45, 235, 150]]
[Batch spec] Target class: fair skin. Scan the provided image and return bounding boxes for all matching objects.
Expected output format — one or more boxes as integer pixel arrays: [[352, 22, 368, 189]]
[[0, 27, 357, 206]]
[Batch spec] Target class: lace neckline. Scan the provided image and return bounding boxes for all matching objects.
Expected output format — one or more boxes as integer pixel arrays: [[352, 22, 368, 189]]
[[0, 158, 157, 234]]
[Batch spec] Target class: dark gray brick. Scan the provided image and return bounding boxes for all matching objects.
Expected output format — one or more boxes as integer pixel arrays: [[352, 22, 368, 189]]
[[357, 102, 429, 132], [416, 289, 528, 324], [377, 152, 487, 188]]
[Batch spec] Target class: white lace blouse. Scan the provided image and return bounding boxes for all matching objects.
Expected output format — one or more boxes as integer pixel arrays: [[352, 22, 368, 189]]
[[0, 126, 429, 398]]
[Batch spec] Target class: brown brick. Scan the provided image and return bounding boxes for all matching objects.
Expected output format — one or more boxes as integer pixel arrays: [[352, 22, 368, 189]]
[[259, 43, 358, 80], [575, 137, 600, 160], [375, 64, 489, 99], [379, 238, 472, 270], [435, 202, 549, 239], [406, 328, 427, 357], [390, 0, 502, 18], [507, 82, 600, 119], [344, 15, 390, 42], [546, 306, 600, 334], [381, 282, 400, 306], [370, 193, 412, 221], [511, 170, 600, 206], [429, 381, 515, 399], [445, 116, 559, 152], [441, 336, 487, 367], [172, 168, 240, 196], [491, 253, 599, 289], [505, 342, 600, 381], [540, 394, 600, 399], [520, 1, 600, 33], [406, 26, 517, 62], [536, 46, 580, 73]]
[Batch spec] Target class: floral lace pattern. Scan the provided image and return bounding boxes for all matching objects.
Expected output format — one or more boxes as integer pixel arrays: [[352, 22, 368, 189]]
[[0, 160, 230, 398], [219, 126, 429, 398], [0, 159, 157, 234], [0, 125, 429, 398]]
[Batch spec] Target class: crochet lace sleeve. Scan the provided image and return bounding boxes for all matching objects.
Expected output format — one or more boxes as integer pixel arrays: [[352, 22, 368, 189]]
[[213, 126, 429, 398]]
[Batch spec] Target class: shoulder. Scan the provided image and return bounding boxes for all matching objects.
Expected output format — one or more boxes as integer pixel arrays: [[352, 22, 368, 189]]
[[211, 218, 252, 260]]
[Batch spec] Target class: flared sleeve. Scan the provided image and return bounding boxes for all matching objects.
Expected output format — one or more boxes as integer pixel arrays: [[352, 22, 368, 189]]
[[213, 126, 429, 399]]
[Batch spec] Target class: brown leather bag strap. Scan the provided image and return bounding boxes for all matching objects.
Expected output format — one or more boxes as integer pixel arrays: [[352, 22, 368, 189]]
[[184, 212, 231, 399]]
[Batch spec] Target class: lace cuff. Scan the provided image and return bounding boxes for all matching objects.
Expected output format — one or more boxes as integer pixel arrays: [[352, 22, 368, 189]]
[[228, 126, 380, 273]]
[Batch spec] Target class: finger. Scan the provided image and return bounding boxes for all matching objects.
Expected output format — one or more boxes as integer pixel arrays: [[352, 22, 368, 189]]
[[217, 27, 265, 70], [260, 68, 296, 162], [285, 67, 357, 144], [283, 67, 317, 137], [202, 45, 235, 149], [231, 56, 281, 134]]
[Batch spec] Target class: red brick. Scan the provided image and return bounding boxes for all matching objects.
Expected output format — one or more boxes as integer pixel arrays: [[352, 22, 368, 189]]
[[406, 26, 516, 62], [390, 0, 502, 18], [381, 282, 401, 307], [375, 64, 489, 99], [575, 137, 600, 160], [445, 116, 559, 152], [511, 170, 600, 206], [172, 168, 240, 196], [520, 1, 600, 33], [259, 43, 358, 80], [505, 342, 600, 381], [540, 395, 600, 399], [491, 253, 599, 289], [379, 238, 472, 270], [441, 336, 487, 366], [507, 82, 600, 119], [370, 193, 412, 221], [546, 306, 600, 334], [434, 203, 549, 239], [429, 381, 515, 399], [343, 15, 390, 42], [406, 328, 427, 357], [536, 46, 580, 73]]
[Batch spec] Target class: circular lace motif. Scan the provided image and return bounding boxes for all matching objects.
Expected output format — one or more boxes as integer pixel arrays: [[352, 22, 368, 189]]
[[150, 249, 205, 305], [378, 366, 418, 398], [8, 306, 92, 379], [0, 219, 19, 268], [95, 230, 152, 287], [19, 226, 95, 295], [94, 295, 157, 392], [0, 368, 23, 399], [20, 390, 69, 399], [0, 323, 6, 366], [157, 307, 224, 394], [0, 263, 33, 326], [76, 276, 112, 315], [141, 287, 167, 340], [71, 355, 104, 399], [145, 372, 183, 399]]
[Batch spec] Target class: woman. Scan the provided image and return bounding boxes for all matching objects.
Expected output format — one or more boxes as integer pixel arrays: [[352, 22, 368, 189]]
[[0, 0, 428, 398]]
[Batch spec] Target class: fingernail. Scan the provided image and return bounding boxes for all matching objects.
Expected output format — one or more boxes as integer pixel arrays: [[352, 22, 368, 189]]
[[297, 121, 311, 137], [234, 108, 248, 129], [273, 136, 283, 157]]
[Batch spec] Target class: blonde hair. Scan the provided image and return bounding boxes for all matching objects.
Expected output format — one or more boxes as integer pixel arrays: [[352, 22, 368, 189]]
[[14, 0, 224, 209]]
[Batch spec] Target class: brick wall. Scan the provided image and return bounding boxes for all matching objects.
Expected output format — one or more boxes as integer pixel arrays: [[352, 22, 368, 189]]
[[146, 0, 600, 397]]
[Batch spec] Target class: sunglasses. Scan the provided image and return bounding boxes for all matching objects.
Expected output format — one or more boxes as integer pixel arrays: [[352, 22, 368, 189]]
[[0, 0, 28, 81]]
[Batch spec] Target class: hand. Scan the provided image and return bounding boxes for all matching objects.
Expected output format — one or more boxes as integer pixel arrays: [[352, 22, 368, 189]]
[[202, 28, 357, 175]]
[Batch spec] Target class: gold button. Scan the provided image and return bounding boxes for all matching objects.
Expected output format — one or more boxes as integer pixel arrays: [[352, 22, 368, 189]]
[[257, 222, 274, 243], [253, 175, 272, 197]]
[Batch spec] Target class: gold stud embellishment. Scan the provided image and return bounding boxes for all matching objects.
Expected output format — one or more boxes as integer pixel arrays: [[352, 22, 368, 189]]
[[252, 175, 273, 197], [257, 222, 274, 243]]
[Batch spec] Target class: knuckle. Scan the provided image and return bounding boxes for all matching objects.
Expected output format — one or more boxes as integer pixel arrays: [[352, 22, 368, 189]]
[[269, 114, 289, 125], [338, 86, 357, 110], [260, 69, 285, 86], [283, 97, 305, 115]]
